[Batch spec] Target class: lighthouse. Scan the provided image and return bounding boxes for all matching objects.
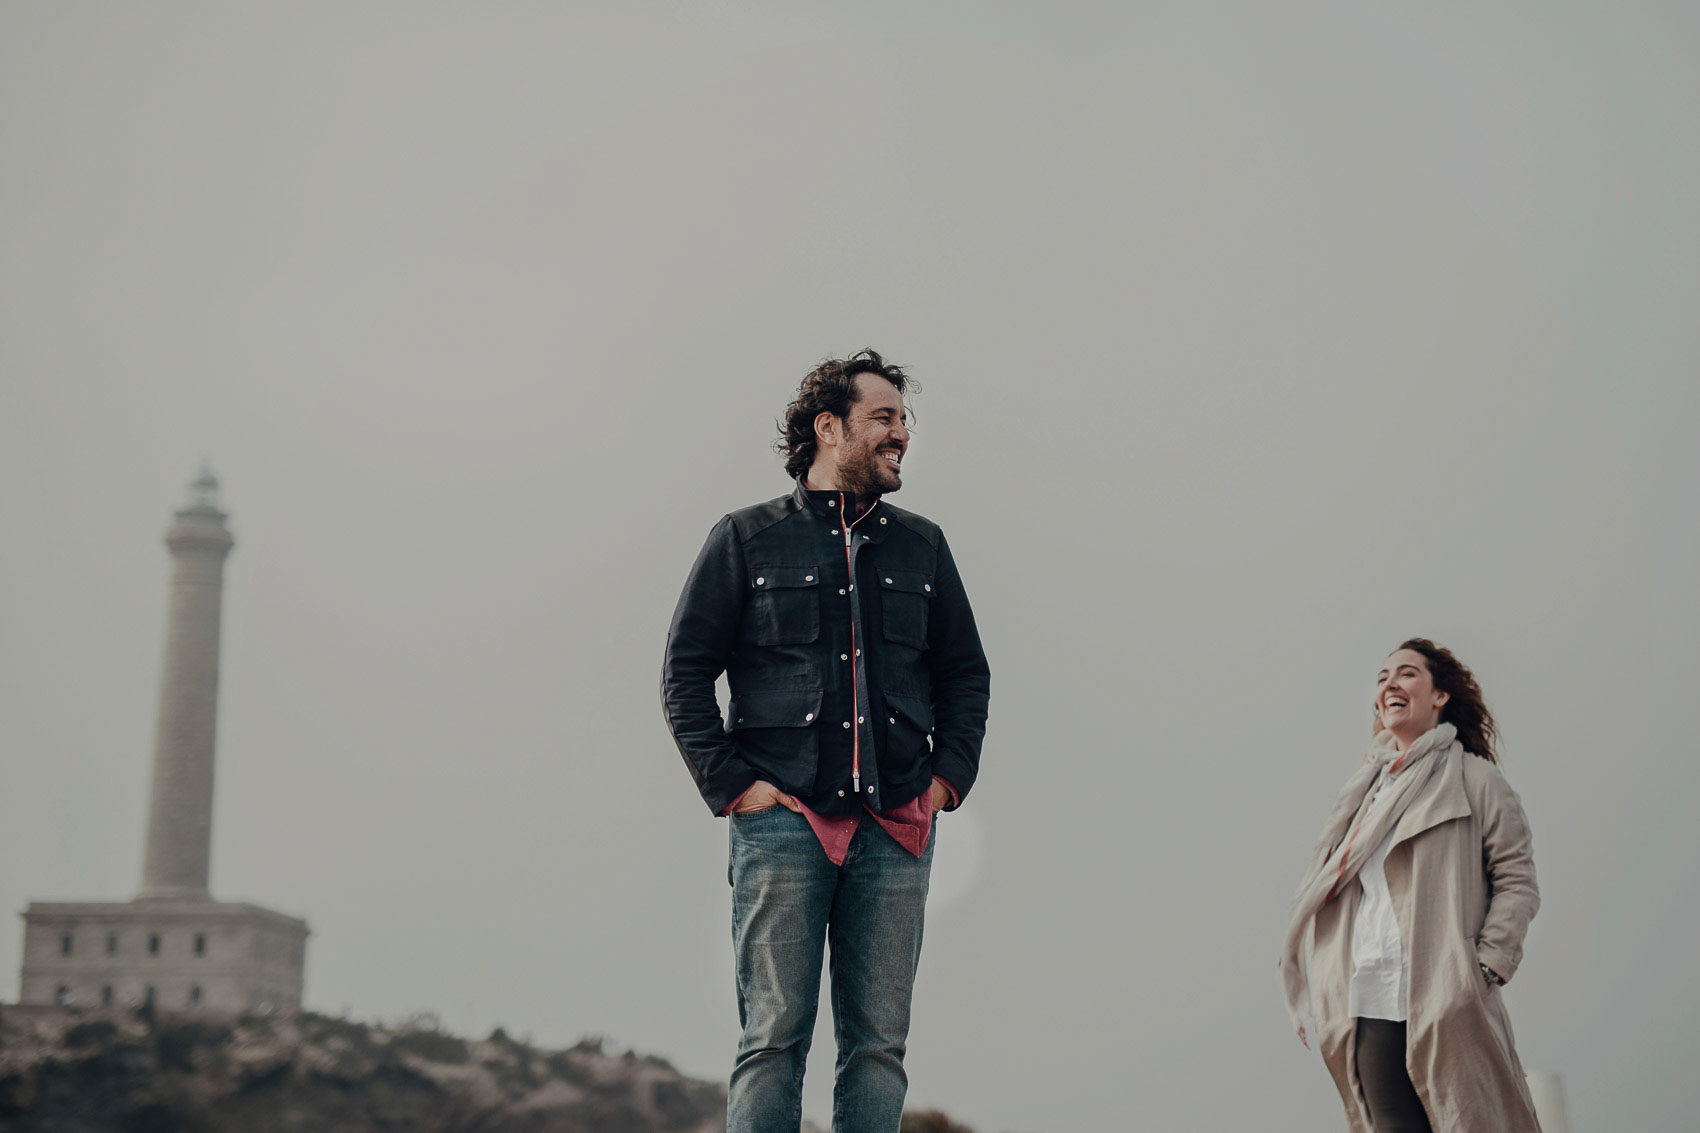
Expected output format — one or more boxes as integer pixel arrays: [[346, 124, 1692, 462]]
[[137, 466, 233, 901], [18, 469, 309, 1014]]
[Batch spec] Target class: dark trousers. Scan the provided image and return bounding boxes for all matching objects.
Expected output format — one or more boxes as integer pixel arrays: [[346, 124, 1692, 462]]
[[1355, 1019, 1432, 1133]]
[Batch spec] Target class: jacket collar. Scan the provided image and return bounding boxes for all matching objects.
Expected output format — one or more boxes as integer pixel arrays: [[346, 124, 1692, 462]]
[[793, 477, 882, 524]]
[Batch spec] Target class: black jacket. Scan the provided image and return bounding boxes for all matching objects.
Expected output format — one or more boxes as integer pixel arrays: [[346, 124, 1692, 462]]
[[662, 482, 990, 817]]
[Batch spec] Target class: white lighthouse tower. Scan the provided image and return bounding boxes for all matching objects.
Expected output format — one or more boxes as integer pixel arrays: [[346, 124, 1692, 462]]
[[137, 465, 232, 902], [18, 469, 309, 1014]]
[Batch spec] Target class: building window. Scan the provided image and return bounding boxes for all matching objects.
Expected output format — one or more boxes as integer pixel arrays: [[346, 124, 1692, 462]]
[[194, 933, 206, 957], [148, 933, 160, 956], [107, 933, 118, 956], [189, 985, 202, 1008], [102, 985, 114, 1007], [60, 932, 73, 956]]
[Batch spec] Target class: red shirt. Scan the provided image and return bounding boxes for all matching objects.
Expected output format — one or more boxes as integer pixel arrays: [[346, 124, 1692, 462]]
[[724, 780, 958, 865]]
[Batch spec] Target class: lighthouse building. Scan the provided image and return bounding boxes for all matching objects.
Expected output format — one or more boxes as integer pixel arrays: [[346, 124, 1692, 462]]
[[17, 470, 308, 1013]]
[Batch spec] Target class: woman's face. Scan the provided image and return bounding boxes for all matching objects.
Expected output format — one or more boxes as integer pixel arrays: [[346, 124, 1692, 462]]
[[1375, 648, 1450, 739]]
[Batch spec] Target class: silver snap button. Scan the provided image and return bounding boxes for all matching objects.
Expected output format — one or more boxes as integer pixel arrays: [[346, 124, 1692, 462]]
[[880, 517, 887, 524], [924, 584, 931, 592], [832, 529, 839, 535], [805, 575, 814, 581], [756, 577, 765, 585], [889, 716, 896, 724], [838, 789, 846, 796], [857, 716, 864, 724], [842, 721, 851, 729], [828, 500, 836, 507], [805, 712, 814, 722], [839, 588, 847, 595], [840, 653, 848, 661], [848, 585, 854, 591], [855, 649, 861, 656], [867, 786, 875, 794], [884, 577, 893, 584]]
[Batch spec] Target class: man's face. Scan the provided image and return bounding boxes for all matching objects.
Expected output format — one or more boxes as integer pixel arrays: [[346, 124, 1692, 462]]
[[832, 373, 910, 496]]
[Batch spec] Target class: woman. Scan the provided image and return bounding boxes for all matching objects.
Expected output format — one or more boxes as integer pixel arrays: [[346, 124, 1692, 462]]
[[1279, 639, 1542, 1132]]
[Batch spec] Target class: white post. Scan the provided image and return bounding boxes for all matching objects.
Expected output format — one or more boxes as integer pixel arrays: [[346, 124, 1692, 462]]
[[1527, 1071, 1571, 1133]]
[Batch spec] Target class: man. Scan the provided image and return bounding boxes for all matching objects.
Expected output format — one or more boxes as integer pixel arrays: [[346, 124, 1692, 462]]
[[662, 349, 991, 1132]]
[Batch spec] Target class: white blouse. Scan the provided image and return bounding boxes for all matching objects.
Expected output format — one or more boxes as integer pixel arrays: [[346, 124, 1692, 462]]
[[1348, 751, 1446, 1021]]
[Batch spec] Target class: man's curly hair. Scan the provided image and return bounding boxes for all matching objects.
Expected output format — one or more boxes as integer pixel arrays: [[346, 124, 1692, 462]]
[[777, 348, 917, 480]]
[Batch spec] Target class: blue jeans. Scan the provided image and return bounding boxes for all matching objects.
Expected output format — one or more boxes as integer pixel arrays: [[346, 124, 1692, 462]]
[[726, 806, 934, 1133]]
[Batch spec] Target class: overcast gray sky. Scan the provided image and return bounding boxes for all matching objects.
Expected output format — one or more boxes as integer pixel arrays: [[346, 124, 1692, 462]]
[[3, 3, 1696, 1130]]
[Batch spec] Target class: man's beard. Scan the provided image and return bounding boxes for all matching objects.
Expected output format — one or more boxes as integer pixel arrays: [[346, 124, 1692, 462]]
[[837, 441, 902, 498]]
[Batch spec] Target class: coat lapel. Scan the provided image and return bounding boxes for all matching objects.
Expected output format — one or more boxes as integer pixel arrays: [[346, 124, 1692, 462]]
[[1391, 743, 1471, 847]]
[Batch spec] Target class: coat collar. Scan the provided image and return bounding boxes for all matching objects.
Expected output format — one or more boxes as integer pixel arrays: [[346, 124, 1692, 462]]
[[1389, 730, 1472, 846]]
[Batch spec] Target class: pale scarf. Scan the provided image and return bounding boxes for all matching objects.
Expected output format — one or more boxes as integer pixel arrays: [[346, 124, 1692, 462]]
[[1278, 722, 1460, 1038]]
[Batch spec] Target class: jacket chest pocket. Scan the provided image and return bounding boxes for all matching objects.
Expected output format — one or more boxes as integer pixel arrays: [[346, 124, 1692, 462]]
[[878, 569, 934, 650], [743, 565, 821, 646]]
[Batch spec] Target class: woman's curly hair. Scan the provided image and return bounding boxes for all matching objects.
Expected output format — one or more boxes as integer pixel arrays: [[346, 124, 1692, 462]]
[[1383, 638, 1501, 762], [777, 349, 916, 480]]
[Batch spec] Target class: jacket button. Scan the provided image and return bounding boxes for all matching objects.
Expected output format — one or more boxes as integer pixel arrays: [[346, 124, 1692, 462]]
[[839, 588, 847, 595], [805, 574, 814, 581], [867, 786, 875, 794], [880, 518, 887, 524], [756, 577, 765, 585], [805, 712, 814, 722], [924, 584, 931, 592], [840, 653, 848, 661], [842, 721, 851, 729], [857, 716, 864, 724], [855, 649, 861, 656], [884, 577, 893, 584], [831, 529, 839, 535], [889, 716, 896, 724], [838, 789, 846, 796], [828, 500, 836, 507]]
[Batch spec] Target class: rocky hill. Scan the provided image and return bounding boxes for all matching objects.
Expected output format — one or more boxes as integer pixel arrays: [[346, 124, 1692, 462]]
[[0, 1005, 727, 1133], [0, 1006, 977, 1133]]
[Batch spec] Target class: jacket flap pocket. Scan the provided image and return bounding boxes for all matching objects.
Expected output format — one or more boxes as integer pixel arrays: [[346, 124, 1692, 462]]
[[883, 691, 934, 733], [750, 565, 821, 590], [729, 688, 824, 731], [877, 569, 934, 596]]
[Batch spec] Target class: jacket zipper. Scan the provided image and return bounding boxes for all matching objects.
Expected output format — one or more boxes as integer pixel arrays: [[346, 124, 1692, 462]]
[[841, 492, 861, 797]]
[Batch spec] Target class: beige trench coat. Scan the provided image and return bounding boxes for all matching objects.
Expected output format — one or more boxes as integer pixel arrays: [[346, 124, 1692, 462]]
[[1309, 749, 1542, 1132]]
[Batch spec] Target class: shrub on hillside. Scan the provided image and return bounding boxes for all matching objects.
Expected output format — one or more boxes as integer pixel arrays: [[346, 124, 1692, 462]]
[[901, 1109, 974, 1133]]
